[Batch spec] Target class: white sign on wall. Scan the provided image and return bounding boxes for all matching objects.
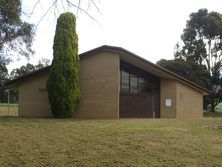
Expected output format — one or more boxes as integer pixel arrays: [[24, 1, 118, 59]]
[[165, 99, 172, 107]]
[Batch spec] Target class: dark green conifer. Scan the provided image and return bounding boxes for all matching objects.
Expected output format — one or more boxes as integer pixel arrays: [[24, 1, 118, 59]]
[[47, 12, 80, 118]]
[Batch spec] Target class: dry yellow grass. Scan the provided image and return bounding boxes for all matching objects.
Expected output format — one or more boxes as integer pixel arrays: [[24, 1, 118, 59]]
[[0, 117, 222, 166]]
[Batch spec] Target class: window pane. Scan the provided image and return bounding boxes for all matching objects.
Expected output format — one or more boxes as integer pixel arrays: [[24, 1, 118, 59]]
[[121, 70, 129, 92], [138, 78, 146, 93], [130, 74, 137, 93], [146, 81, 152, 92]]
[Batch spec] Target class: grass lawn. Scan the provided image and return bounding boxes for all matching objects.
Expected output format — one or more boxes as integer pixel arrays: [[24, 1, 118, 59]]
[[0, 103, 18, 116], [0, 103, 18, 107], [0, 117, 222, 167]]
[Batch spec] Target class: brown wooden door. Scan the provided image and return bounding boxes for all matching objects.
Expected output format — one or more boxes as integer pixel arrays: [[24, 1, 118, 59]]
[[119, 93, 160, 118]]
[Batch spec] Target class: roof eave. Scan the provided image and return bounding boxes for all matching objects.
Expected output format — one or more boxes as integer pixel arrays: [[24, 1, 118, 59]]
[[5, 45, 211, 95], [5, 66, 51, 87]]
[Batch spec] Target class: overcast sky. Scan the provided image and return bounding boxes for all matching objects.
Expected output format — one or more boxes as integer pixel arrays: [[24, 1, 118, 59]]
[[6, 0, 222, 71]]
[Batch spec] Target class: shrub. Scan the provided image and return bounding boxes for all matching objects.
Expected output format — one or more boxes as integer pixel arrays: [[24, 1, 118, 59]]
[[47, 12, 80, 118]]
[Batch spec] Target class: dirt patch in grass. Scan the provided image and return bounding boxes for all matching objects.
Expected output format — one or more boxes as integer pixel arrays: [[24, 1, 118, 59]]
[[0, 118, 222, 166]]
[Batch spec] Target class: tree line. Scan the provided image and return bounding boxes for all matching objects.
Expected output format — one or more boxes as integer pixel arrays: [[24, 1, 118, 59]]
[[0, 59, 50, 103], [157, 9, 222, 112]]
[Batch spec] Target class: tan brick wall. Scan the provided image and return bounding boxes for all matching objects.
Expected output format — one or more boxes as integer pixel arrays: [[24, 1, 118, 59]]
[[18, 52, 120, 118], [160, 78, 177, 118], [19, 72, 52, 117], [176, 82, 203, 120], [74, 52, 120, 119]]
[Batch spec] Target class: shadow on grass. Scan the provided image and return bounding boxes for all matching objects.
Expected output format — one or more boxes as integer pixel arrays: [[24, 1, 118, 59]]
[[204, 112, 222, 117]]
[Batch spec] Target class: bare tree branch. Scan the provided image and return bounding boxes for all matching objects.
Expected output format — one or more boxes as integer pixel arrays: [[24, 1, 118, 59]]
[[35, 0, 58, 27], [66, 0, 100, 24], [60, 0, 67, 12], [23, 0, 102, 28], [54, 0, 60, 19], [29, 0, 41, 17], [90, 0, 101, 14], [76, 0, 81, 17]]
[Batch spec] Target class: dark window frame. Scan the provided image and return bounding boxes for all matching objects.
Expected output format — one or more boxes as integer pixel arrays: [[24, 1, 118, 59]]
[[121, 70, 130, 93], [130, 73, 138, 93], [120, 60, 160, 95]]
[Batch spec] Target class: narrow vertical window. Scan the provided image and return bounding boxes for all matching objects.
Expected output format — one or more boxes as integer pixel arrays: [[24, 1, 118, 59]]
[[130, 74, 138, 93], [121, 70, 129, 92], [138, 77, 146, 93]]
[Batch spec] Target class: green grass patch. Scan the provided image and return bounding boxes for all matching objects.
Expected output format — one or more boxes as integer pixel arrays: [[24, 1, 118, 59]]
[[0, 118, 222, 166], [0, 104, 18, 116], [0, 103, 18, 108]]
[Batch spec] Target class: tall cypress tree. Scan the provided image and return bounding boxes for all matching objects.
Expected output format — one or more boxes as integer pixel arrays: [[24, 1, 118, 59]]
[[47, 12, 80, 118]]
